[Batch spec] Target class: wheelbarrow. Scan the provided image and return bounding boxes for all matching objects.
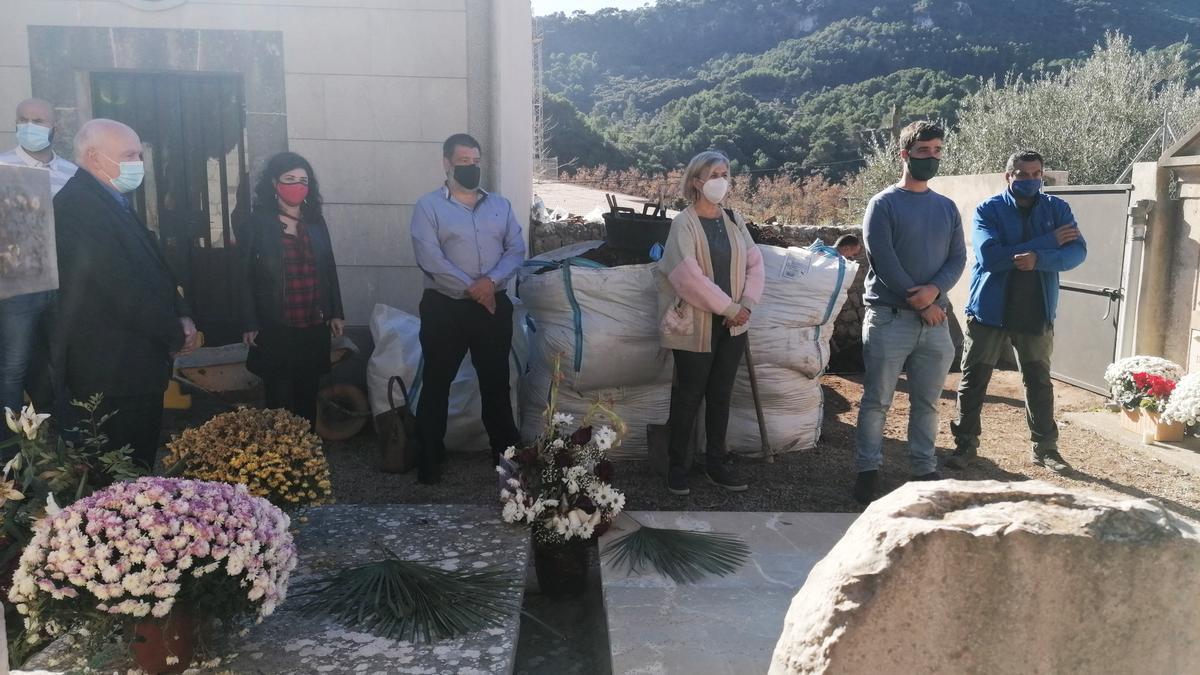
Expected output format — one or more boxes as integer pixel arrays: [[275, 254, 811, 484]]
[[170, 334, 370, 441]]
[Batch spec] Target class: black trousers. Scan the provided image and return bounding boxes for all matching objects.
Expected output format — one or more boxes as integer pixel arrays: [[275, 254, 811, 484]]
[[416, 290, 520, 466], [952, 319, 1059, 452], [667, 321, 746, 470], [99, 393, 166, 470], [263, 374, 320, 427]]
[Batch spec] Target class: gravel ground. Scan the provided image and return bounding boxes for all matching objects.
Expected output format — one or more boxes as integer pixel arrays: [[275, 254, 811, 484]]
[[322, 369, 1199, 519]]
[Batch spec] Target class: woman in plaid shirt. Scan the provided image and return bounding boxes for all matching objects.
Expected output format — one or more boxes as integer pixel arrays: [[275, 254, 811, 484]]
[[238, 152, 345, 426]]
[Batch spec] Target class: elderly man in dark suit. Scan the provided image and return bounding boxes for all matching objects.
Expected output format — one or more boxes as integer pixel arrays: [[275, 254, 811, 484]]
[[54, 118, 199, 468]]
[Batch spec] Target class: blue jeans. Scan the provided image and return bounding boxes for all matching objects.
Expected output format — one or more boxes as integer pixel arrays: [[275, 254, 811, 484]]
[[855, 306, 955, 475], [0, 291, 54, 441]]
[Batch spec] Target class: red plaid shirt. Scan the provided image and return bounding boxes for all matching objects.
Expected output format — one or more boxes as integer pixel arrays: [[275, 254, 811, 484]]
[[281, 223, 323, 327]]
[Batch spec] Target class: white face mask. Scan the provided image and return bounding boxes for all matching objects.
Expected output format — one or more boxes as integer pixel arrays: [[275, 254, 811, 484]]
[[701, 176, 729, 204]]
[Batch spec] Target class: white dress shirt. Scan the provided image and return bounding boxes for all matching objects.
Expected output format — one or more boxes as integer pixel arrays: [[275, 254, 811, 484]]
[[0, 144, 78, 195]]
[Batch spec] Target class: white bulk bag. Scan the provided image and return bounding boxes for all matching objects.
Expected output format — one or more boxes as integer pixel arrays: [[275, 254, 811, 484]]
[[518, 242, 671, 393]]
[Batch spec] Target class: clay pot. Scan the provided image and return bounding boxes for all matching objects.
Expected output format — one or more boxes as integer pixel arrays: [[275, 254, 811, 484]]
[[131, 610, 194, 674]]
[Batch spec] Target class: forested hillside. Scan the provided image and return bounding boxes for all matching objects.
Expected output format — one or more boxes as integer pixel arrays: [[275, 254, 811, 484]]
[[539, 0, 1200, 177]]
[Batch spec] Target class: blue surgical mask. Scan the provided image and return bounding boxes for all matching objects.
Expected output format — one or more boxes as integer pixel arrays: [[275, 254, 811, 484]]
[[1010, 178, 1042, 199], [16, 123, 52, 152], [101, 152, 145, 193]]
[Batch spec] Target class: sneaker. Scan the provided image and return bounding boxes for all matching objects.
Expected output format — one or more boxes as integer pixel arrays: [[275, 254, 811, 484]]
[[667, 466, 690, 496], [706, 462, 748, 492], [911, 471, 941, 481], [1033, 449, 1071, 474], [852, 470, 879, 505], [943, 445, 976, 470]]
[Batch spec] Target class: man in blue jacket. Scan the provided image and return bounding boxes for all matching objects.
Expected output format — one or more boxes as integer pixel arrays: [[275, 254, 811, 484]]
[[946, 150, 1086, 473]]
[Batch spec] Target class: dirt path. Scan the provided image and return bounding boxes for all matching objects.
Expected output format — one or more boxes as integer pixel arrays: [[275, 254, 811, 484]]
[[325, 370, 1198, 519]]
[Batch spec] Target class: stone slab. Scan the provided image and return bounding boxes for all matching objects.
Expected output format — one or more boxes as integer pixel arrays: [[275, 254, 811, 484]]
[[598, 511, 858, 675], [18, 504, 526, 675], [1064, 411, 1200, 476]]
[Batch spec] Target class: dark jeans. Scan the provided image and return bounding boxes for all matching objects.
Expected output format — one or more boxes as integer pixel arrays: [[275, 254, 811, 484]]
[[952, 319, 1058, 452], [98, 393, 166, 470], [667, 321, 746, 471], [264, 374, 320, 427], [416, 290, 519, 468], [0, 291, 56, 442]]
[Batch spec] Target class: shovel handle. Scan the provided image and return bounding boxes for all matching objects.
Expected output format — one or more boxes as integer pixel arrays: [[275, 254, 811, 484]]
[[743, 339, 773, 463]]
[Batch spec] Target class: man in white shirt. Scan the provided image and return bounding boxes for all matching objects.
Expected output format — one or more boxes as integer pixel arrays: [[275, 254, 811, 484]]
[[0, 98, 78, 195], [0, 98, 78, 444]]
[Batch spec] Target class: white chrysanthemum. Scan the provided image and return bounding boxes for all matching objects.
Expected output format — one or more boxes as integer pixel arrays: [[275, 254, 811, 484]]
[[1104, 356, 1184, 406], [1162, 373, 1200, 426], [552, 412, 575, 428], [593, 426, 618, 451]]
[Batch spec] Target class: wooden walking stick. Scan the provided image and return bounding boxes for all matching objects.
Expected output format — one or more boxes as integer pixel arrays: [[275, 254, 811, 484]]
[[743, 339, 773, 463]]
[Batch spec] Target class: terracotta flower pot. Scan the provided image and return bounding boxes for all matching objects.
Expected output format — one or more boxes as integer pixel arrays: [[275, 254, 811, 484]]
[[1118, 408, 1185, 442], [532, 535, 591, 597], [131, 610, 194, 674]]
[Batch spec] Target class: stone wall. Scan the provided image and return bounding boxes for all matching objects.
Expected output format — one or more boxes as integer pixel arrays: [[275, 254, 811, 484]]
[[529, 219, 866, 365]]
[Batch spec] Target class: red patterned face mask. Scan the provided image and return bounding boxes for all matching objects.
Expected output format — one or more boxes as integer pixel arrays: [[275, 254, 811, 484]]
[[275, 182, 309, 206]]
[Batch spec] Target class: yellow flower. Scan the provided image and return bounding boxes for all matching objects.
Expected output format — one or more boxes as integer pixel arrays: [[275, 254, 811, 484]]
[[0, 479, 25, 507]]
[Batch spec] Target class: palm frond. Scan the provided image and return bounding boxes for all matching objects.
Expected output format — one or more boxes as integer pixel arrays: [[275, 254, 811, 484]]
[[293, 548, 522, 643], [602, 525, 751, 585]]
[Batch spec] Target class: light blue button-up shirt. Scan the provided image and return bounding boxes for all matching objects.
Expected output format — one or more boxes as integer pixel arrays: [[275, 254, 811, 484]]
[[410, 185, 527, 299]]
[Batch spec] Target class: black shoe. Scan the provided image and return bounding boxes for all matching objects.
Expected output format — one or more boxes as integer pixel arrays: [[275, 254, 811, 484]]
[[706, 462, 748, 492], [1033, 449, 1071, 473], [667, 466, 690, 496], [944, 445, 976, 470], [911, 471, 941, 481], [852, 470, 879, 505]]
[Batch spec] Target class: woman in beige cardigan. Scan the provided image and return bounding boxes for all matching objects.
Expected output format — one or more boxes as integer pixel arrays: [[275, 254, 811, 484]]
[[656, 151, 765, 496]]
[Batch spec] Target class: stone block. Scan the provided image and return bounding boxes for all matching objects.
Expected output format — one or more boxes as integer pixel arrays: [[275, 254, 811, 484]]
[[217, 505, 526, 674], [336, 264, 426, 323], [770, 480, 1200, 674], [601, 512, 859, 675], [287, 139, 442, 206], [367, 9, 467, 78]]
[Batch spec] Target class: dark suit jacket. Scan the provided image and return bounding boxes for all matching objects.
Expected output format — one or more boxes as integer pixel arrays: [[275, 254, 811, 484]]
[[237, 207, 344, 332], [53, 168, 190, 398]]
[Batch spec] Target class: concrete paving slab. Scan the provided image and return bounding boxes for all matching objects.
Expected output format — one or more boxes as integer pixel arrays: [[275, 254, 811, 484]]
[[1064, 411, 1200, 476], [598, 511, 858, 675]]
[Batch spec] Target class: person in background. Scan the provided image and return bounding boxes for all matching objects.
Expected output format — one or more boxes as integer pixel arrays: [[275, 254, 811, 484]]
[[410, 133, 525, 485], [657, 150, 765, 496], [54, 119, 198, 468], [947, 150, 1086, 473], [239, 152, 345, 427], [853, 121, 966, 504], [834, 233, 862, 259], [0, 98, 78, 443]]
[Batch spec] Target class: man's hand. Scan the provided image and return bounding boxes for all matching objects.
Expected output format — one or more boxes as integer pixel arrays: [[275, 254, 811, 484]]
[[906, 284, 940, 310], [1054, 224, 1080, 246], [330, 318, 345, 338], [1013, 252, 1038, 271], [467, 277, 497, 313], [242, 331, 258, 347], [178, 317, 200, 356], [918, 303, 947, 327], [723, 307, 751, 328]]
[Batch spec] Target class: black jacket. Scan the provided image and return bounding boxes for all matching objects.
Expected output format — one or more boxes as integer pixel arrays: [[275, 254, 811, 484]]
[[53, 168, 190, 398], [237, 207, 344, 332]]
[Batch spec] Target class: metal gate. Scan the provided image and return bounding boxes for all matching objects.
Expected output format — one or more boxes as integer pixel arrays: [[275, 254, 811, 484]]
[[1043, 185, 1132, 394]]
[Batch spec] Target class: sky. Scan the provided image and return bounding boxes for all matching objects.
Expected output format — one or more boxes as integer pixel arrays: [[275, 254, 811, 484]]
[[531, 0, 651, 16]]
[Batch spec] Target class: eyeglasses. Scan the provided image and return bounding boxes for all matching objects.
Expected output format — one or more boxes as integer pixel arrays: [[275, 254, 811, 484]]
[[278, 176, 310, 185]]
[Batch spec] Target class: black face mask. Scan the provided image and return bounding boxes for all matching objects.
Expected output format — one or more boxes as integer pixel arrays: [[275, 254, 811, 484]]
[[453, 164, 482, 191]]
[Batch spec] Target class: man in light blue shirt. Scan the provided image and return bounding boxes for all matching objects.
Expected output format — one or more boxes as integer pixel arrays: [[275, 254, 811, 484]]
[[410, 133, 526, 484]]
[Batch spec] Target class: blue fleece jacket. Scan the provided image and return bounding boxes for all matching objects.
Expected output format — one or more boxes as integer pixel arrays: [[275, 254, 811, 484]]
[[965, 190, 1087, 328]]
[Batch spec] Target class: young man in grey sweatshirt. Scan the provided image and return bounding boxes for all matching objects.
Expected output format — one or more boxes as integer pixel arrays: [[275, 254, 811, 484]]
[[853, 121, 967, 504]]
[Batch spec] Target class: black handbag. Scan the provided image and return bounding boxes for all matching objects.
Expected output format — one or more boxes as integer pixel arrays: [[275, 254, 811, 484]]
[[374, 375, 417, 473]]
